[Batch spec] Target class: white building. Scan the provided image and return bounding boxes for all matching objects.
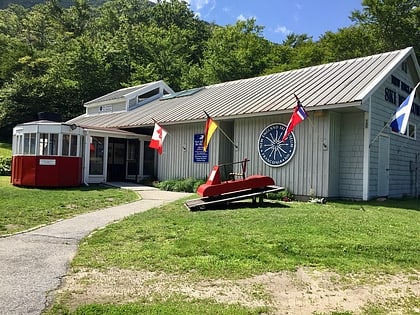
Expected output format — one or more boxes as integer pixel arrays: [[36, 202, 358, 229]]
[[13, 48, 420, 200]]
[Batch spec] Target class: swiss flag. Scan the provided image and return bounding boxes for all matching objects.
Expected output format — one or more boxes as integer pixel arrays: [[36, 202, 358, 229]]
[[149, 122, 167, 155]]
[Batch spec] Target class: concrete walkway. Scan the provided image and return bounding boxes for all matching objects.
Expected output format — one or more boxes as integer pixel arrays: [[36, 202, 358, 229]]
[[0, 188, 192, 315]]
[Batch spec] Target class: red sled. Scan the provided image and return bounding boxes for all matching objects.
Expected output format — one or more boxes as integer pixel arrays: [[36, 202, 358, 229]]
[[185, 158, 284, 211]]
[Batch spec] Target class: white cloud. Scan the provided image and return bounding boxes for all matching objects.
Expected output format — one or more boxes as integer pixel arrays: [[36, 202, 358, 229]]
[[275, 25, 292, 36], [236, 14, 246, 21], [236, 13, 257, 22], [294, 2, 302, 22], [189, 0, 211, 11]]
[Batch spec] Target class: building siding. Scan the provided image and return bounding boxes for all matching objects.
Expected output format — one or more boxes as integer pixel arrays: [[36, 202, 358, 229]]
[[157, 123, 220, 181], [233, 114, 330, 198], [368, 64, 420, 199], [86, 101, 126, 115], [339, 112, 365, 199], [329, 111, 341, 197]]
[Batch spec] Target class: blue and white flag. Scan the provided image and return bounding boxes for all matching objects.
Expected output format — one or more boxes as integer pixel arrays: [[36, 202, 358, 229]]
[[390, 83, 419, 134]]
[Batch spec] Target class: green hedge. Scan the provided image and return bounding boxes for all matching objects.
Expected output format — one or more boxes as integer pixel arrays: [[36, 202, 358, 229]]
[[0, 156, 11, 176], [154, 178, 205, 193]]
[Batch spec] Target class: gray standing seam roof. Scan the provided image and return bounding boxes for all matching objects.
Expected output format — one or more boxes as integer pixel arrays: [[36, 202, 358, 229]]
[[68, 48, 413, 129]]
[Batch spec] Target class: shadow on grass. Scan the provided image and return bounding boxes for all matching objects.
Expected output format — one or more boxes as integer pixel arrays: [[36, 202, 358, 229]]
[[194, 200, 291, 211], [2, 180, 122, 193], [328, 198, 420, 212]]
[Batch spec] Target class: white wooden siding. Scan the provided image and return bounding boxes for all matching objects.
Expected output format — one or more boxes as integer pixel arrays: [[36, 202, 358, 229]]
[[368, 66, 420, 198], [233, 114, 331, 198], [328, 111, 341, 197], [86, 101, 126, 115], [338, 112, 365, 199], [157, 123, 219, 181]]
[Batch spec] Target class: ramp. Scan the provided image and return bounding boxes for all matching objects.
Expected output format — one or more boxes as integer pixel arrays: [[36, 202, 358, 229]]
[[185, 185, 285, 211]]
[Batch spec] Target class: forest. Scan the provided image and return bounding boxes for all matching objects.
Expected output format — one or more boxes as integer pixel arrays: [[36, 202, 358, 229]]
[[0, 0, 419, 141]]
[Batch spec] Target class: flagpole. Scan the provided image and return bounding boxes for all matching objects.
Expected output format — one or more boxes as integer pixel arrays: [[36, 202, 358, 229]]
[[218, 125, 238, 149], [294, 93, 314, 128], [369, 81, 419, 148], [369, 115, 395, 148], [204, 111, 238, 149], [151, 118, 170, 136]]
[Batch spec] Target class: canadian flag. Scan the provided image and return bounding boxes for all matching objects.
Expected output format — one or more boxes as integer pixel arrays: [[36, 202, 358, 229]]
[[149, 122, 167, 155]]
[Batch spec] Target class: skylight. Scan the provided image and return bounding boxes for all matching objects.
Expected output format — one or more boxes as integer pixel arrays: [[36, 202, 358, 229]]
[[161, 87, 203, 100]]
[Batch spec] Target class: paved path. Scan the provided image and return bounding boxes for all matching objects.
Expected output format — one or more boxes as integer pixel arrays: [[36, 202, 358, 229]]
[[0, 189, 191, 315]]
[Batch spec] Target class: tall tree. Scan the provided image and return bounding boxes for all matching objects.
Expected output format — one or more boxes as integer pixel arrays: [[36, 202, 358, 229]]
[[202, 19, 271, 84], [351, 0, 420, 58], [319, 26, 381, 62]]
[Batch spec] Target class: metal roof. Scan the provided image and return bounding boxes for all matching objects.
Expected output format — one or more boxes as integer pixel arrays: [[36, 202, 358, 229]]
[[84, 83, 150, 107], [68, 47, 418, 129]]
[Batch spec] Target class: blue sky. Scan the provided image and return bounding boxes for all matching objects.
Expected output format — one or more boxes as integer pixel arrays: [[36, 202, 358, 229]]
[[183, 0, 363, 43]]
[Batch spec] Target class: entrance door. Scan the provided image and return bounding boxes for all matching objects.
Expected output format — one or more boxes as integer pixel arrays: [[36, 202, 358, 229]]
[[143, 141, 155, 177], [107, 138, 126, 181], [127, 139, 139, 178], [377, 135, 390, 196]]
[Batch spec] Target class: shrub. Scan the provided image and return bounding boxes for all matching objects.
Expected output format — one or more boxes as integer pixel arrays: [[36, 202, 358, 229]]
[[154, 178, 205, 193], [0, 156, 11, 176], [267, 188, 294, 201]]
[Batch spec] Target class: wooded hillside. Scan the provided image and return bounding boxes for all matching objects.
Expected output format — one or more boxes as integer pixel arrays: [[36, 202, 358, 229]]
[[0, 0, 418, 141]]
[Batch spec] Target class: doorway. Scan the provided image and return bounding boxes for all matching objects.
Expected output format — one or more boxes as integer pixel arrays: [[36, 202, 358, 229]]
[[107, 138, 126, 181]]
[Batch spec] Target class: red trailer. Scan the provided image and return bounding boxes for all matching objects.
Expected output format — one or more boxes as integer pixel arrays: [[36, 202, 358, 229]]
[[11, 121, 84, 187]]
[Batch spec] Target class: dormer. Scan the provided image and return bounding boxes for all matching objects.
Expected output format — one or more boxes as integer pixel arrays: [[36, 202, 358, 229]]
[[84, 80, 174, 116]]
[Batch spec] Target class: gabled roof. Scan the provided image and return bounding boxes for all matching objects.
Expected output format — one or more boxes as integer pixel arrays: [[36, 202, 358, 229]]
[[68, 47, 419, 129]]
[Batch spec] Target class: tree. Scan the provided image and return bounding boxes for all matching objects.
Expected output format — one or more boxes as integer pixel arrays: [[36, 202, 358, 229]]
[[351, 0, 420, 58], [319, 26, 382, 62], [202, 19, 271, 84]]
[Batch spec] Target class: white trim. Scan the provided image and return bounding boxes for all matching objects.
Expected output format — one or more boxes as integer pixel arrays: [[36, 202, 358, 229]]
[[83, 130, 90, 185], [362, 100, 371, 200], [356, 47, 414, 101]]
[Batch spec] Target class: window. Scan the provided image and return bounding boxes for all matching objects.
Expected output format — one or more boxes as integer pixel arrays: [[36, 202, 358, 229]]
[[14, 134, 23, 154], [70, 135, 78, 156], [62, 134, 70, 156], [89, 136, 104, 175], [23, 133, 36, 155], [392, 123, 416, 139], [39, 133, 58, 156], [62, 134, 79, 156], [408, 124, 416, 139]]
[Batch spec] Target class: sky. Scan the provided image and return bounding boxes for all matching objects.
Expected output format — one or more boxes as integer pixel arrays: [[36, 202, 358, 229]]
[[180, 0, 364, 44]]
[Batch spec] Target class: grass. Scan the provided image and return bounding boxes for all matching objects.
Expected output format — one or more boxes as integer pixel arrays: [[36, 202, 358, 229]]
[[44, 197, 420, 314], [71, 198, 420, 277], [0, 142, 12, 156], [0, 176, 139, 235], [47, 299, 267, 315]]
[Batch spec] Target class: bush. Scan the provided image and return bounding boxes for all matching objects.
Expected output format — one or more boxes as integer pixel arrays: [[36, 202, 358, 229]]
[[0, 156, 11, 176], [154, 178, 205, 193], [267, 188, 294, 201]]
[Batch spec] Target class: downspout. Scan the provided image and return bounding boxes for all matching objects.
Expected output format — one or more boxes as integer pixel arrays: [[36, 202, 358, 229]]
[[83, 130, 90, 186]]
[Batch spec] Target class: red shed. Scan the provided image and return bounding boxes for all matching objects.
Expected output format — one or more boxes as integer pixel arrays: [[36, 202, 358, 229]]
[[12, 121, 84, 187]]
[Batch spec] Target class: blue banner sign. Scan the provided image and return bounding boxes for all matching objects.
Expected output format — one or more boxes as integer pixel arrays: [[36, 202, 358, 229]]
[[193, 133, 208, 163]]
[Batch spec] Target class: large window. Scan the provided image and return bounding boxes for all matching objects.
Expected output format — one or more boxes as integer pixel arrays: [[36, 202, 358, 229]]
[[39, 133, 58, 156], [62, 134, 79, 156], [23, 133, 36, 154], [89, 136, 104, 175]]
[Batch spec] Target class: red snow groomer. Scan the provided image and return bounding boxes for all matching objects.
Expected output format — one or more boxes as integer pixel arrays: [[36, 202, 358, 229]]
[[185, 158, 284, 211]]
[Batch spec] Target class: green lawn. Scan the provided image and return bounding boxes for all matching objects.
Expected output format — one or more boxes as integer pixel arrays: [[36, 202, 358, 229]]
[[46, 197, 420, 315], [0, 142, 12, 156], [0, 176, 139, 235]]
